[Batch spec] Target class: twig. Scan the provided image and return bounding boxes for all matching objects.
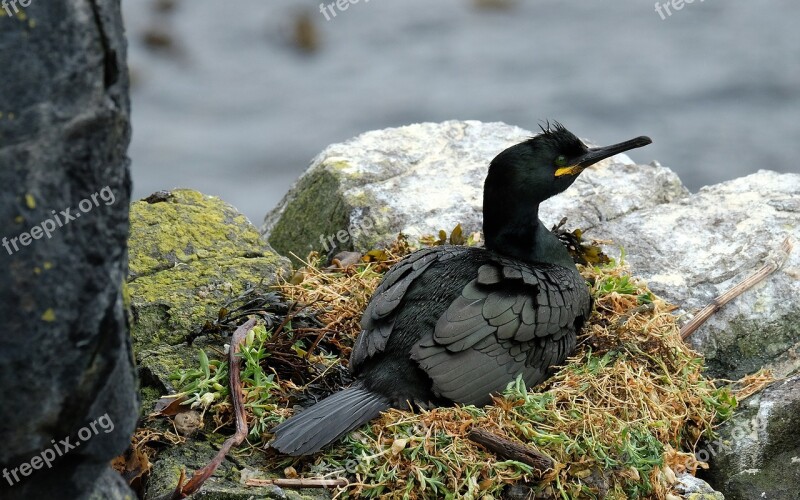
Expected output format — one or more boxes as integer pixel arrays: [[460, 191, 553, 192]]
[[615, 302, 656, 329], [168, 318, 257, 499], [467, 427, 557, 479], [681, 237, 794, 340], [274, 300, 318, 338], [245, 477, 348, 488]]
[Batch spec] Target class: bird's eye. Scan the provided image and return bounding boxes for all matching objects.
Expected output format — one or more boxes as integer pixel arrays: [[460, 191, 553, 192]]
[[554, 155, 568, 167]]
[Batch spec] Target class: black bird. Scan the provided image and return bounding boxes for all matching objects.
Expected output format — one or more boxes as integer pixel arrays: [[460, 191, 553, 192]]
[[270, 123, 652, 455]]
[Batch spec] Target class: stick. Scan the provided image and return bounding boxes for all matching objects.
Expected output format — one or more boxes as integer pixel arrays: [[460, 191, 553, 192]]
[[467, 427, 556, 479], [681, 237, 793, 341], [169, 318, 257, 499], [245, 478, 348, 489]]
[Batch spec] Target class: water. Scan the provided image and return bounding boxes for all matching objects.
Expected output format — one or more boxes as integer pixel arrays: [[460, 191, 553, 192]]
[[123, 0, 800, 224]]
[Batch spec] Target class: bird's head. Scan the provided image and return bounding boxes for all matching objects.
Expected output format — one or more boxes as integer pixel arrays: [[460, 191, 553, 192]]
[[485, 122, 652, 203], [482, 122, 652, 263]]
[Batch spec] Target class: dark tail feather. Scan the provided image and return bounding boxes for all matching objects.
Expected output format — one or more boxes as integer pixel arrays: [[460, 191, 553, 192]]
[[269, 384, 390, 456]]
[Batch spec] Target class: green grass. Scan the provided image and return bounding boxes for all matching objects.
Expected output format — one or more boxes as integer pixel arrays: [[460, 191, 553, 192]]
[[169, 324, 281, 440]]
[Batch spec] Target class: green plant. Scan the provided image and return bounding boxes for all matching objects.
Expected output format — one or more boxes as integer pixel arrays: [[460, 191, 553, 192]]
[[169, 324, 281, 440]]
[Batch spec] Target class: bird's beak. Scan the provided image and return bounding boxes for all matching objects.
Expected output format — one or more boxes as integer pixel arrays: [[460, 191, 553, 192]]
[[554, 136, 652, 177]]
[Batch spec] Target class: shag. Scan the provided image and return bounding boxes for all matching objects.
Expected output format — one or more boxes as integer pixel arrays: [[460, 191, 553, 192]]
[[270, 123, 652, 456]]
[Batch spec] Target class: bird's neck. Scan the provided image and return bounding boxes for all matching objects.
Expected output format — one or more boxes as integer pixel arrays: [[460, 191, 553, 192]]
[[483, 201, 575, 269]]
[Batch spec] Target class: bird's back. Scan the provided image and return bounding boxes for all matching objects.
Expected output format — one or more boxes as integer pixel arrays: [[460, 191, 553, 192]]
[[351, 245, 591, 407]]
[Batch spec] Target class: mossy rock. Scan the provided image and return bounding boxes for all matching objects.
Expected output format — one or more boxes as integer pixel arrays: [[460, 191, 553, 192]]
[[128, 189, 289, 390], [266, 167, 353, 263], [144, 439, 327, 500]]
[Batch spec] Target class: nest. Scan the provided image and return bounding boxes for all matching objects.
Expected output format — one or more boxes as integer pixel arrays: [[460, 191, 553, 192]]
[[276, 239, 762, 499], [161, 232, 772, 499]]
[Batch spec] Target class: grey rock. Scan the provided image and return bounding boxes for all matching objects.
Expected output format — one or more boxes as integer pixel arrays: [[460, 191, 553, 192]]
[[262, 121, 687, 258], [675, 472, 725, 499], [594, 170, 800, 379], [700, 375, 800, 500], [88, 466, 140, 500], [0, 1, 137, 499]]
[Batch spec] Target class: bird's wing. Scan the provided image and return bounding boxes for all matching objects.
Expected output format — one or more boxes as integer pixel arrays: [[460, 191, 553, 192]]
[[411, 259, 590, 406], [350, 246, 462, 370]]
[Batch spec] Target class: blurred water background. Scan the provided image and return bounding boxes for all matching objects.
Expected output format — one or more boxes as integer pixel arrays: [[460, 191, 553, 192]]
[[123, 0, 800, 224]]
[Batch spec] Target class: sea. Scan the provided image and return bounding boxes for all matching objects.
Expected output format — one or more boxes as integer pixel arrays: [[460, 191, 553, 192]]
[[122, 0, 800, 224]]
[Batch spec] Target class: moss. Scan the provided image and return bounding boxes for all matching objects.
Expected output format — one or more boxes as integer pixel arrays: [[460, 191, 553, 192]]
[[41, 308, 56, 322], [138, 385, 162, 416], [127, 189, 289, 388], [145, 438, 325, 499], [268, 169, 351, 262], [128, 189, 271, 279], [129, 258, 280, 351], [326, 159, 352, 171], [349, 206, 393, 252]]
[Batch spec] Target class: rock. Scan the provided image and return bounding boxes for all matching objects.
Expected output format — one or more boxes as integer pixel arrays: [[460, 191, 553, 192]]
[[173, 411, 203, 437], [127, 190, 320, 500], [88, 467, 140, 500], [674, 472, 725, 500], [262, 121, 687, 259], [0, 1, 137, 499], [128, 189, 290, 391], [144, 439, 318, 500], [699, 375, 800, 500], [594, 170, 800, 380]]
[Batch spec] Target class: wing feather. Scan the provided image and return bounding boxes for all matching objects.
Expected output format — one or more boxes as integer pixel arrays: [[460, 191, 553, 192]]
[[351, 247, 452, 370], [412, 257, 590, 404]]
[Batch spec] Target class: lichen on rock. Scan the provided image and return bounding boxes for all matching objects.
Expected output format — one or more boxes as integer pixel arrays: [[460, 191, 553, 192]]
[[128, 189, 289, 390]]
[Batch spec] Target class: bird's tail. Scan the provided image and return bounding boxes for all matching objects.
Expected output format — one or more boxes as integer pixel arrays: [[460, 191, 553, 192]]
[[269, 383, 391, 456]]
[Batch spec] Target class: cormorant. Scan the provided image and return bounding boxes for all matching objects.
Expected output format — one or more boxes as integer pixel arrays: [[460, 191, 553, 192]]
[[270, 123, 652, 456]]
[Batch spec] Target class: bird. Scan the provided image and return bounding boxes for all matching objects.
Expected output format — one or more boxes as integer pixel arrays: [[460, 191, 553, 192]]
[[270, 123, 652, 456]]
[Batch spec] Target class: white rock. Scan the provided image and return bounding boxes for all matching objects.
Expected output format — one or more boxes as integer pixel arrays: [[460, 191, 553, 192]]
[[594, 170, 800, 379]]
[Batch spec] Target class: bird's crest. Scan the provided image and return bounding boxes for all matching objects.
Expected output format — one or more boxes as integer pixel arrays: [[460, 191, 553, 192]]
[[528, 120, 585, 153]]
